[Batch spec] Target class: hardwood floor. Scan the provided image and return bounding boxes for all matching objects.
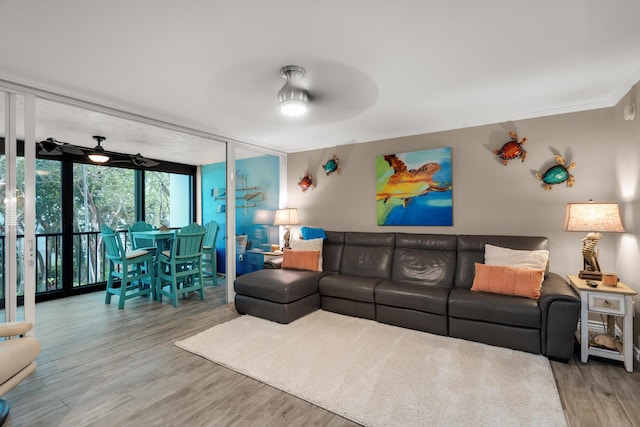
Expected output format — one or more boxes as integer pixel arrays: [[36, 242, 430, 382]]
[[3, 284, 640, 426]]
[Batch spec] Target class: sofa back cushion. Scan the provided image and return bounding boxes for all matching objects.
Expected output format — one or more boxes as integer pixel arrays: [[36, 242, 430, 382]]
[[340, 232, 395, 279], [323, 231, 345, 273], [392, 233, 457, 288], [455, 235, 549, 289]]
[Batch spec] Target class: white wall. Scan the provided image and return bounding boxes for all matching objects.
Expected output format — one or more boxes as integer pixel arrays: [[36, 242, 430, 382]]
[[613, 83, 640, 346], [288, 87, 640, 345]]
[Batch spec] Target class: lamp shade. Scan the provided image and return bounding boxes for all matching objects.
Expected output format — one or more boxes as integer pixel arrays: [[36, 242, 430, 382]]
[[564, 202, 624, 232], [273, 208, 300, 226], [253, 209, 274, 225]]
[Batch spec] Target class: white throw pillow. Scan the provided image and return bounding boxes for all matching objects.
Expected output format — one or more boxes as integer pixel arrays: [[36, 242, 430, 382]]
[[291, 238, 323, 271], [484, 244, 549, 270]]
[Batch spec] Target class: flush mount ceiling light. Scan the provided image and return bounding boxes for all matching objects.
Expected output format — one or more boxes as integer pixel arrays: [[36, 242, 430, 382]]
[[87, 135, 110, 164], [278, 65, 309, 117]]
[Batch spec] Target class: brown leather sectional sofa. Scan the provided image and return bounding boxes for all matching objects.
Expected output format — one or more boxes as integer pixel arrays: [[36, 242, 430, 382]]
[[234, 231, 581, 361]]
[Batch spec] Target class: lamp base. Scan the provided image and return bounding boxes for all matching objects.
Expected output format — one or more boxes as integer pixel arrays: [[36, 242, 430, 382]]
[[579, 270, 602, 280]]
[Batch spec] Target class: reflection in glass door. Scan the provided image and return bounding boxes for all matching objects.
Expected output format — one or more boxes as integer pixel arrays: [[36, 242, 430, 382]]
[[234, 148, 281, 277]]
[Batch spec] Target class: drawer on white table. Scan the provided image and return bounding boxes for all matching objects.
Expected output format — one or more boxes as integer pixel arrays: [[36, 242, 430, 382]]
[[588, 293, 625, 315]]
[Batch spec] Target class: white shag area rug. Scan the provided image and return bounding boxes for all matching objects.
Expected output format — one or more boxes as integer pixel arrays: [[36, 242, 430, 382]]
[[176, 310, 567, 427]]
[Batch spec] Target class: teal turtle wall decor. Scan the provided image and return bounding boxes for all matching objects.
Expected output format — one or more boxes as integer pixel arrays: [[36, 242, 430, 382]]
[[322, 154, 341, 176], [535, 155, 576, 191]]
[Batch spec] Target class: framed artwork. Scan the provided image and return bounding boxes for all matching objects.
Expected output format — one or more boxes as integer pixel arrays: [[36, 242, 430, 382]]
[[376, 147, 452, 226]]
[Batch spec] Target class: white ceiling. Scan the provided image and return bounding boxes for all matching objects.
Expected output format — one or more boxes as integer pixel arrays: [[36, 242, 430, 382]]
[[1, 1, 639, 165]]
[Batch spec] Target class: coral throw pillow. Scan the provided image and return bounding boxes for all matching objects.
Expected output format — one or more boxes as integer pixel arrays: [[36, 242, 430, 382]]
[[282, 250, 321, 272], [291, 238, 324, 271], [471, 263, 544, 300]]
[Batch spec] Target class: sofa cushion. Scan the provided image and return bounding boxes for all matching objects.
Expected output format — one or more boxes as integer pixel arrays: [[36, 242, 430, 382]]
[[300, 226, 327, 240], [375, 280, 450, 315], [282, 249, 321, 271], [392, 233, 457, 286], [340, 232, 395, 279], [471, 263, 544, 300], [484, 244, 549, 270], [319, 274, 382, 303], [234, 269, 320, 304], [291, 238, 323, 271], [323, 231, 345, 273], [455, 235, 549, 289], [448, 288, 541, 328]]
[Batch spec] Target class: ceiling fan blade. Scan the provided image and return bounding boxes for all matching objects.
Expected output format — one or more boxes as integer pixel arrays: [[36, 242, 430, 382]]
[[60, 144, 86, 156], [38, 138, 60, 153], [38, 138, 85, 156], [38, 147, 62, 156], [138, 158, 159, 167], [130, 154, 159, 167]]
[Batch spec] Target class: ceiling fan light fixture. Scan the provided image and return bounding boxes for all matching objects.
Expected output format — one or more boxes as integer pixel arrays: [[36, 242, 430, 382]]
[[278, 65, 309, 117], [279, 98, 308, 117], [88, 136, 110, 164]]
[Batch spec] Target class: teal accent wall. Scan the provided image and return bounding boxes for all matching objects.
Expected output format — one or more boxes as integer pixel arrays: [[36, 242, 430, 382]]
[[201, 155, 280, 273]]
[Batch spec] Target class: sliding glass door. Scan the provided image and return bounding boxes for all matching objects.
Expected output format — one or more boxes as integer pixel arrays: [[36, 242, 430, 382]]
[[1, 89, 36, 326]]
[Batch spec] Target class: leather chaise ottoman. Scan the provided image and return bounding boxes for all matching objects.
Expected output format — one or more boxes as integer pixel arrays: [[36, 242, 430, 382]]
[[234, 269, 322, 324]]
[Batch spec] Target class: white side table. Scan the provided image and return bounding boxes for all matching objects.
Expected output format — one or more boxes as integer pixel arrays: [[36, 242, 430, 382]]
[[568, 275, 637, 372]]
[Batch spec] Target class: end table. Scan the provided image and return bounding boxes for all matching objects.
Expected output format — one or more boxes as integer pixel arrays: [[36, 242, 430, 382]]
[[567, 275, 637, 372]]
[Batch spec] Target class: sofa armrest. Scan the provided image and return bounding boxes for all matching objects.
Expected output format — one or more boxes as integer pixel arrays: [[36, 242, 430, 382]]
[[539, 272, 579, 310], [264, 258, 283, 269], [538, 272, 581, 361]]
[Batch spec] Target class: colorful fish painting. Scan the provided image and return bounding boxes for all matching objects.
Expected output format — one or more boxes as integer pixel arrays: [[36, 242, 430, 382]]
[[376, 147, 453, 226]]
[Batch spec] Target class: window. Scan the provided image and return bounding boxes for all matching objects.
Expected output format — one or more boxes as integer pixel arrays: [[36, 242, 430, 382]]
[[74, 164, 135, 232], [145, 171, 192, 228]]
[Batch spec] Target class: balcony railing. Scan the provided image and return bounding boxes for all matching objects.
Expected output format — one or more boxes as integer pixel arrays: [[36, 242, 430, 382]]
[[0, 230, 127, 301]]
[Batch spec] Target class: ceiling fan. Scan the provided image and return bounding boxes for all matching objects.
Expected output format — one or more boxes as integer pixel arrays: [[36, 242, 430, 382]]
[[37, 138, 85, 156]]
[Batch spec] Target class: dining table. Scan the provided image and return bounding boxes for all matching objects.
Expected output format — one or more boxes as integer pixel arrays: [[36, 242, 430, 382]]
[[131, 229, 176, 253], [127, 229, 176, 294]]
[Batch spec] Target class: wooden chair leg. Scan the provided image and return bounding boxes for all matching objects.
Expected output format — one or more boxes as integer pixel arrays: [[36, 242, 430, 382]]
[[171, 277, 179, 308], [211, 253, 218, 286], [105, 264, 114, 305], [198, 270, 205, 300], [118, 273, 128, 309], [150, 265, 157, 301]]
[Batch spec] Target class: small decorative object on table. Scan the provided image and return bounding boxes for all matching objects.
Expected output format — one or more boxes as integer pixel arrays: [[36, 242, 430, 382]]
[[494, 131, 527, 165], [322, 154, 341, 175], [601, 272, 618, 287], [298, 171, 315, 192]]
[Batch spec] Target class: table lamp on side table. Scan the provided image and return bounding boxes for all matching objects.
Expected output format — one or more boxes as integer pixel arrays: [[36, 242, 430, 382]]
[[564, 201, 625, 280], [273, 208, 300, 249]]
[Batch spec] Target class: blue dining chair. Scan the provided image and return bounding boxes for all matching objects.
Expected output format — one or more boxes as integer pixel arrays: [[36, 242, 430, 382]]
[[101, 224, 156, 309], [202, 220, 220, 286], [128, 221, 157, 255], [156, 222, 206, 307]]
